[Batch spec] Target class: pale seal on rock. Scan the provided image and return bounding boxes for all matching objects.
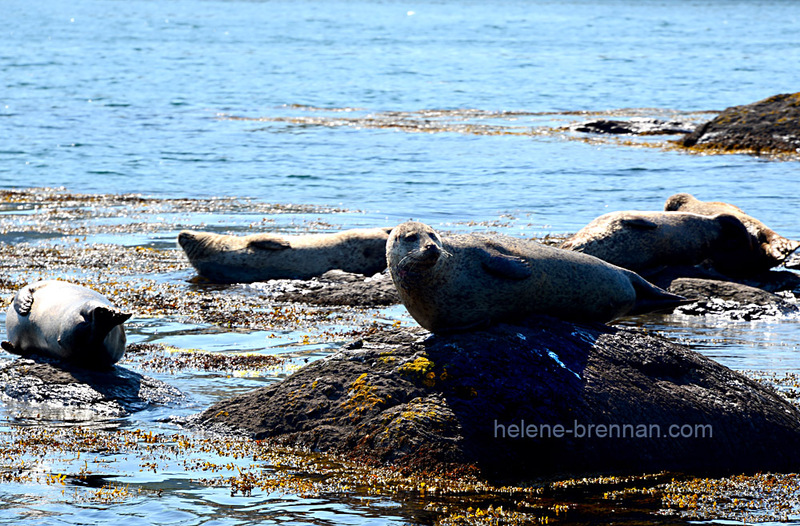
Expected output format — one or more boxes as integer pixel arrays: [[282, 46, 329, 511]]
[[386, 221, 690, 332], [559, 210, 754, 277], [2, 280, 132, 369], [178, 227, 393, 283], [664, 192, 800, 272]]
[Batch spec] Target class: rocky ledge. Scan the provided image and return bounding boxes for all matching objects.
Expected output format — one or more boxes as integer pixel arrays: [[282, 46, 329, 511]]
[[678, 92, 800, 156], [669, 277, 799, 319], [191, 318, 800, 482], [647, 266, 800, 320], [0, 356, 183, 419], [241, 270, 399, 307]]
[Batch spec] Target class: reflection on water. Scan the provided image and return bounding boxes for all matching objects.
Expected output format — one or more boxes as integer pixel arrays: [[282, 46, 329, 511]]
[[618, 310, 800, 373]]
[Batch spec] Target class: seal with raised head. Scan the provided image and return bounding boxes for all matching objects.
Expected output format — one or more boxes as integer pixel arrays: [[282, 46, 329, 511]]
[[178, 227, 393, 283], [664, 192, 800, 272], [2, 280, 132, 369], [559, 210, 754, 277], [386, 221, 690, 332]]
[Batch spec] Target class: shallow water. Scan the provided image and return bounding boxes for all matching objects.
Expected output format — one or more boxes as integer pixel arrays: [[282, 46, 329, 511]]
[[3, 0, 800, 523]]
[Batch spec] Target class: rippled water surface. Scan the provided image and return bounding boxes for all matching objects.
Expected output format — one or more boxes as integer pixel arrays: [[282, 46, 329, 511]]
[[3, 0, 800, 523]]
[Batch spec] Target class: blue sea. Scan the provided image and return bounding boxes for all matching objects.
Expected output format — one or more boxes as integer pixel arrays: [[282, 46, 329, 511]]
[[2, 0, 800, 523]]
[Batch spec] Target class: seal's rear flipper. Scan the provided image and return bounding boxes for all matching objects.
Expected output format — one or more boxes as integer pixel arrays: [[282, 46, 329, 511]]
[[93, 307, 133, 329], [13, 285, 37, 316], [783, 246, 800, 270], [626, 272, 696, 315]]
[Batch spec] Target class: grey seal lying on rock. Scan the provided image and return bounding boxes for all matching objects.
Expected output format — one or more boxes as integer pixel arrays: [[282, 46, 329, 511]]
[[178, 227, 393, 283], [559, 210, 754, 276], [2, 280, 132, 369], [386, 221, 690, 332]]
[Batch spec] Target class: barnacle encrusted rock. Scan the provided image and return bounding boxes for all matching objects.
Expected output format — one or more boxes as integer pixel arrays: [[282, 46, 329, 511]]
[[678, 92, 800, 156], [194, 318, 800, 482]]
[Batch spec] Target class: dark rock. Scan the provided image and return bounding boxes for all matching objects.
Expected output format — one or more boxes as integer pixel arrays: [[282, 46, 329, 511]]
[[190, 319, 800, 482], [571, 118, 696, 135], [0, 355, 183, 419], [678, 93, 800, 155], [669, 277, 799, 320], [244, 270, 399, 306]]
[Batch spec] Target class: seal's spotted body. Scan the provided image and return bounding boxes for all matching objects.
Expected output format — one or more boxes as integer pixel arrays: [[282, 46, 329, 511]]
[[560, 210, 754, 276], [386, 221, 689, 333], [178, 227, 392, 283], [664, 192, 800, 273]]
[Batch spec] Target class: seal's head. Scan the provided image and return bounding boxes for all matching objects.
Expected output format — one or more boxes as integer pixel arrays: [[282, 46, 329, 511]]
[[663, 192, 698, 211], [387, 221, 446, 282], [178, 230, 228, 261]]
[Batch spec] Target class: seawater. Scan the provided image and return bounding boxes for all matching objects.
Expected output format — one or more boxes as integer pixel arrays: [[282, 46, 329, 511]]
[[2, 0, 800, 523]]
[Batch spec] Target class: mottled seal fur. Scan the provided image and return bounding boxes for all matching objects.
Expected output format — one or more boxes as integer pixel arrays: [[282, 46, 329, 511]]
[[559, 210, 754, 277], [386, 221, 690, 332], [178, 227, 393, 283], [664, 192, 800, 272], [2, 280, 132, 369]]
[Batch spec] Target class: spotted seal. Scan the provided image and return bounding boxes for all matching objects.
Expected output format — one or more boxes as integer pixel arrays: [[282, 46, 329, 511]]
[[386, 221, 690, 332], [2, 280, 132, 368], [664, 192, 800, 272], [559, 210, 754, 277], [178, 227, 393, 283]]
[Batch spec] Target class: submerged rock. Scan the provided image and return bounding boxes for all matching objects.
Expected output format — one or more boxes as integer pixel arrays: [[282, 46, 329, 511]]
[[0, 355, 183, 419], [571, 117, 696, 135], [678, 92, 800, 156], [192, 319, 800, 482]]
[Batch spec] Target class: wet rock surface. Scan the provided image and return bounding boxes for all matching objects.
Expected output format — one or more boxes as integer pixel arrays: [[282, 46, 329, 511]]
[[669, 277, 799, 319], [678, 92, 800, 156], [646, 266, 800, 319], [192, 318, 800, 482], [244, 270, 400, 307], [571, 117, 696, 135], [0, 355, 184, 419]]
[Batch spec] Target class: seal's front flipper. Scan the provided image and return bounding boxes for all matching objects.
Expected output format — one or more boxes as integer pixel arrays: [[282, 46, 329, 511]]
[[619, 217, 659, 230], [481, 251, 533, 280], [1, 341, 16, 354], [248, 237, 291, 251]]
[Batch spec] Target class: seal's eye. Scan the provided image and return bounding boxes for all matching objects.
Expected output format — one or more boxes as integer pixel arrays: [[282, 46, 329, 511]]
[[404, 233, 419, 242]]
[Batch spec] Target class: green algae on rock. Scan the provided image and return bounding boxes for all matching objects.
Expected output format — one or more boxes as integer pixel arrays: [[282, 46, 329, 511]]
[[192, 318, 800, 482]]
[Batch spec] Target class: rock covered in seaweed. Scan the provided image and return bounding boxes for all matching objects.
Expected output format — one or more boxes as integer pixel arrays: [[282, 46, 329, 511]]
[[191, 318, 800, 482], [678, 93, 800, 156]]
